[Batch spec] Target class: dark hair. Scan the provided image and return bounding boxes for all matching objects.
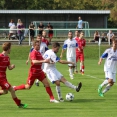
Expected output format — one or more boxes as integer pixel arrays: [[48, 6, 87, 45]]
[[52, 42, 60, 48], [2, 42, 11, 51], [37, 34, 42, 37]]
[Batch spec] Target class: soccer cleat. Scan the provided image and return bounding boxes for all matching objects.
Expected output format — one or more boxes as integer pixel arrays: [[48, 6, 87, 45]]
[[76, 82, 82, 92], [74, 71, 78, 74], [59, 98, 64, 102], [69, 74, 74, 79], [99, 92, 104, 97], [18, 104, 28, 108], [98, 85, 102, 94], [35, 82, 39, 86], [50, 99, 59, 103], [82, 72, 84, 75]]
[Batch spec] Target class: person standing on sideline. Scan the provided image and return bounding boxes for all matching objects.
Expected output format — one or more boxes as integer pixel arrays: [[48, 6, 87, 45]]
[[29, 22, 35, 43], [14, 40, 59, 103], [60, 31, 78, 79], [76, 16, 83, 31], [75, 32, 86, 75], [18, 22, 25, 45], [8, 19, 15, 40], [43, 42, 82, 102], [38, 22, 44, 35], [47, 22, 53, 44], [98, 40, 117, 97], [0, 42, 27, 108]]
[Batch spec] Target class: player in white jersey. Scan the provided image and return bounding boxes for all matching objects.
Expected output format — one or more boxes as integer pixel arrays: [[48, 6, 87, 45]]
[[98, 40, 117, 97], [43, 42, 82, 102], [26, 34, 48, 86], [60, 31, 78, 79]]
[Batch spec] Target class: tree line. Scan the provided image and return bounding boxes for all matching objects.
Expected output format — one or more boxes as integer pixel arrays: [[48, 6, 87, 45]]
[[0, 0, 116, 27]]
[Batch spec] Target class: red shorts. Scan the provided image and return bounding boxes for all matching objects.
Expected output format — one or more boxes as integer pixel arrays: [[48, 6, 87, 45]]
[[0, 79, 11, 90], [76, 53, 84, 62], [27, 71, 46, 85], [48, 33, 53, 38]]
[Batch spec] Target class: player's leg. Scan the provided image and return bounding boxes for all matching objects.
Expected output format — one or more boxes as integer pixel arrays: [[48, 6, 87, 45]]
[[60, 76, 82, 92], [74, 53, 79, 73], [14, 74, 34, 91], [39, 72, 59, 103], [80, 54, 85, 74], [8, 86, 27, 108]]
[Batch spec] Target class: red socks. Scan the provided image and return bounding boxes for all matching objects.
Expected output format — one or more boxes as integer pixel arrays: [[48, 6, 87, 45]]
[[14, 84, 25, 91], [45, 87, 54, 100], [13, 97, 21, 106]]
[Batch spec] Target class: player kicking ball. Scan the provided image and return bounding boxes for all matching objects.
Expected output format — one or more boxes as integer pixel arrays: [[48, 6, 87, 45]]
[[43, 42, 82, 102], [0, 42, 27, 108], [14, 40, 59, 103], [98, 40, 117, 97]]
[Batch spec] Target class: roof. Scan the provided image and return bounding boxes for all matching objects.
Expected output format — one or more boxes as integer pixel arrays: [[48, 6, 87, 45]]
[[0, 10, 110, 14]]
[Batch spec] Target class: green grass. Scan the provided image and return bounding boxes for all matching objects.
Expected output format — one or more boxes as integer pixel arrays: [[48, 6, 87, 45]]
[[0, 45, 117, 117]]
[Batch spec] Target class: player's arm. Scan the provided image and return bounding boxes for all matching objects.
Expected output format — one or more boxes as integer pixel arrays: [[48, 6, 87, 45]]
[[26, 53, 30, 65], [98, 52, 108, 65], [8, 64, 15, 70], [58, 60, 74, 66], [32, 59, 51, 64], [60, 49, 65, 58]]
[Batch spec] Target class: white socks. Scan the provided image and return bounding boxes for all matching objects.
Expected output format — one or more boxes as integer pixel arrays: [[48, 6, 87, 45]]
[[56, 86, 62, 99], [101, 80, 108, 87], [36, 79, 39, 83], [69, 68, 73, 75], [64, 81, 76, 90], [102, 84, 111, 94]]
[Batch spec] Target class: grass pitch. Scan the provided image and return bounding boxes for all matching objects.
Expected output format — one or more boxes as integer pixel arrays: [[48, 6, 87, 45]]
[[0, 45, 117, 117]]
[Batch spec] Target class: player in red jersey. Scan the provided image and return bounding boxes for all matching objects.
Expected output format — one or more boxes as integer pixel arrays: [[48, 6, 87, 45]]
[[42, 31, 49, 46], [0, 42, 27, 108], [75, 31, 86, 75], [14, 40, 59, 103]]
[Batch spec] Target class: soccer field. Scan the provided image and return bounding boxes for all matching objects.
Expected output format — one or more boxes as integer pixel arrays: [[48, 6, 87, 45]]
[[0, 46, 117, 117]]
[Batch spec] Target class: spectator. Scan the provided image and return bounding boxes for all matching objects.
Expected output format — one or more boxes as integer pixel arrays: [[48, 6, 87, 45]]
[[8, 19, 15, 40], [18, 22, 25, 45], [29, 22, 35, 42], [38, 22, 44, 35], [101, 33, 107, 42], [47, 22, 53, 44], [17, 19, 22, 33], [107, 30, 115, 44], [90, 31, 100, 42], [76, 16, 83, 32]]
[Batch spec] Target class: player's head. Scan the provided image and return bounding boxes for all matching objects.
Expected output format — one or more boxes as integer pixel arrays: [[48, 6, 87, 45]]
[[68, 31, 73, 39], [75, 30, 79, 37], [78, 16, 81, 20], [2, 42, 11, 54], [36, 34, 42, 42], [79, 31, 84, 39], [33, 40, 40, 51], [52, 42, 60, 53], [42, 30, 46, 37], [112, 39, 117, 49]]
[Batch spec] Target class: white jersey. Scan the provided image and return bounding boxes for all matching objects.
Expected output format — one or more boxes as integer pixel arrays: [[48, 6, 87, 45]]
[[63, 39, 78, 58], [107, 33, 114, 39], [101, 47, 117, 73], [43, 49, 60, 73]]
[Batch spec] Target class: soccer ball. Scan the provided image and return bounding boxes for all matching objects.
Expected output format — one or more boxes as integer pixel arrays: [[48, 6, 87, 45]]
[[66, 93, 74, 101]]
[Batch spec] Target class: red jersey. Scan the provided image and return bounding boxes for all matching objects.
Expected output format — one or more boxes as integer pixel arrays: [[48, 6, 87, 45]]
[[42, 38, 49, 46], [75, 37, 86, 53], [0, 53, 10, 78], [29, 49, 44, 74]]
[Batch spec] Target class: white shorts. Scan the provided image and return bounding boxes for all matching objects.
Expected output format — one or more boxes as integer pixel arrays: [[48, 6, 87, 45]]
[[46, 69, 63, 83], [67, 57, 76, 66], [105, 71, 116, 82]]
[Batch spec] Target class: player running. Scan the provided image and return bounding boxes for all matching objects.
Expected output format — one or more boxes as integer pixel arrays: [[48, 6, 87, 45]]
[[14, 40, 59, 103], [43, 42, 82, 102], [60, 31, 78, 79], [98, 39, 117, 97], [0, 42, 27, 108], [75, 31, 86, 75]]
